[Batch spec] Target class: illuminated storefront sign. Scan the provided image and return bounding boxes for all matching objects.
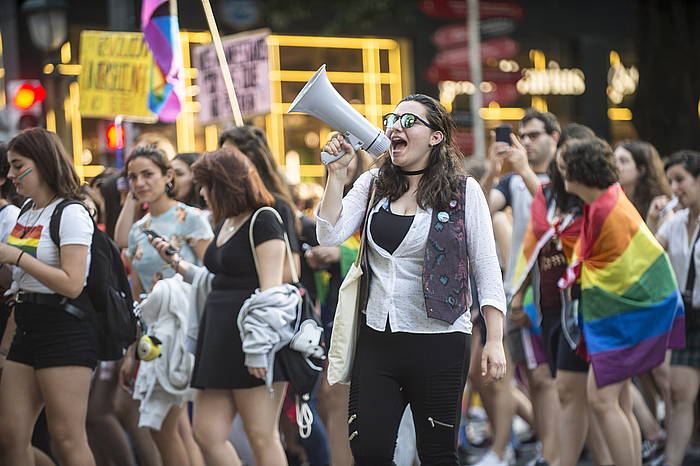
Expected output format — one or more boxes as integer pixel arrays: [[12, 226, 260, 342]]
[[607, 50, 638, 105], [516, 50, 585, 96]]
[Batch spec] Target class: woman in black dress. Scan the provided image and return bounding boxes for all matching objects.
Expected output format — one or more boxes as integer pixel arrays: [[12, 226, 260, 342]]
[[150, 146, 291, 466]]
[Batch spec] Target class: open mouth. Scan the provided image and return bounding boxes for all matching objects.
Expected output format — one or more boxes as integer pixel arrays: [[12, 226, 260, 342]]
[[391, 137, 407, 153]]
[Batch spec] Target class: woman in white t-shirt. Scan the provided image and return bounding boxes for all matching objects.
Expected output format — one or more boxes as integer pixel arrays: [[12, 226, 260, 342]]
[[0, 128, 97, 465], [654, 150, 700, 466], [0, 142, 21, 367]]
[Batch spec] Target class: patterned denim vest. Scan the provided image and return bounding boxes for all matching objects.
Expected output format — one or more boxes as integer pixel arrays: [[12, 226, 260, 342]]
[[422, 176, 471, 324]]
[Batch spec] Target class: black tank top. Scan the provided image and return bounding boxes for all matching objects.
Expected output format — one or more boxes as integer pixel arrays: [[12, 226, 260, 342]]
[[370, 204, 415, 255]]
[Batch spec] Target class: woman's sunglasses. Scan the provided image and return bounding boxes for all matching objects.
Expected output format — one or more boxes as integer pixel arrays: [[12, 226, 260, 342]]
[[383, 113, 436, 130]]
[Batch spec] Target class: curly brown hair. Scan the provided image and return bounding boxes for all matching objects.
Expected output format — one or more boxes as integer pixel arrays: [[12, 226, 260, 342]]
[[375, 94, 465, 211], [192, 147, 274, 224], [560, 138, 618, 189], [617, 140, 671, 216]]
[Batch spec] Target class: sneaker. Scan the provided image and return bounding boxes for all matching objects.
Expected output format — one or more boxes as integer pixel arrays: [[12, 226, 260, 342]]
[[472, 450, 508, 466], [505, 446, 516, 466], [645, 452, 667, 466], [642, 439, 663, 464], [525, 458, 549, 466]]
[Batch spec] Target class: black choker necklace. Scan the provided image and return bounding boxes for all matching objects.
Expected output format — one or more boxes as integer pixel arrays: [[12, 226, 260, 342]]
[[398, 167, 428, 175]]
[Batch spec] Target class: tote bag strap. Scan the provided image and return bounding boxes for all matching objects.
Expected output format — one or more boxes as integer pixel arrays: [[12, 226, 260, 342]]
[[355, 179, 378, 268], [248, 206, 299, 284]]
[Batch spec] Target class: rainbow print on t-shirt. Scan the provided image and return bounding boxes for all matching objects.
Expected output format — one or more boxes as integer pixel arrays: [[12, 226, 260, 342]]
[[7, 223, 43, 257]]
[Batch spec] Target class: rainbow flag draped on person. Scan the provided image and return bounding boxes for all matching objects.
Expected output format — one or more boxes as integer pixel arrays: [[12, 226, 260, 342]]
[[559, 184, 685, 387], [141, 0, 184, 122], [510, 185, 582, 298]]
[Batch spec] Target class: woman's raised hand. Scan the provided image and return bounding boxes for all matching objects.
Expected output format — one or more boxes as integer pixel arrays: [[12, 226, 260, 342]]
[[323, 134, 356, 173]]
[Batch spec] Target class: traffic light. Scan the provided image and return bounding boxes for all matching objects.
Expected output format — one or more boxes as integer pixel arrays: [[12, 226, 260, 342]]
[[106, 122, 125, 150], [7, 80, 46, 132]]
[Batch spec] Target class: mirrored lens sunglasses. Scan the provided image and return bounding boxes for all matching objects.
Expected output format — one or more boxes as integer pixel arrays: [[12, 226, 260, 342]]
[[383, 113, 436, 130]]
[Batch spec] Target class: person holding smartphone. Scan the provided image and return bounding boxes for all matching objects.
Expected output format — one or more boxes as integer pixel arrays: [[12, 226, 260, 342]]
[[119, 145, 213, 466], [477, 110, 561, 466]]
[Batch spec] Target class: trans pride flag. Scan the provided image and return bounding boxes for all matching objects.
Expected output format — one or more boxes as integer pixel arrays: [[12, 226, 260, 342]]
[[559, 184, 685, 387], [141, 0, 184, 122]]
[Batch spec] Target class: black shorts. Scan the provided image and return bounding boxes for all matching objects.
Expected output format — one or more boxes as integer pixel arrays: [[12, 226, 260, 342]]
[[7, 301, 98, 370], [540, 308, 588, 377]]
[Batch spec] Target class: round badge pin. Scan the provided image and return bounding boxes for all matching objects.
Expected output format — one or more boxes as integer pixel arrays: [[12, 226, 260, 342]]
[[449, 200, 457, 208], [437, 211, 449, 223]]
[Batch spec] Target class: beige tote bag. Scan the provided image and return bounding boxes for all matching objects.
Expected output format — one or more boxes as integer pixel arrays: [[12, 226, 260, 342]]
[[327, 183, 376, 385]]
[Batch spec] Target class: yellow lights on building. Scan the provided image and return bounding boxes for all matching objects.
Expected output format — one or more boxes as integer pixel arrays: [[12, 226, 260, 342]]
[[0, 31, 4, 109], [204, 124, 218, 151], [480, 103, 525, 121], [608, 107, 633, 121], [68, 82, 84, 179], [185, 31, 212, 44], [46, 109, 56, 132], [439, 80, 476, 111], [304, 131, 320, 148], [57, 64, 81, 75], [265, 34, 407, 178], [607, 50, 638, 105], [517, 50, 585, 96], [285, 150, 301, 185], [531, 96, 548, 112], [61, 42, 72, 64], [176, 31, 197, 153], [498, 59, 519, 72]]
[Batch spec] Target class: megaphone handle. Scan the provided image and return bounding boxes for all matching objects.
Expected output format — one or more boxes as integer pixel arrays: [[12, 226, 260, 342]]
[[320, 133, 363, 165]]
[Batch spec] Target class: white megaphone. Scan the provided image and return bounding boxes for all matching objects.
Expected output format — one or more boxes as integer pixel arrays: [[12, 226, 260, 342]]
[[288, 65, 390, 165]]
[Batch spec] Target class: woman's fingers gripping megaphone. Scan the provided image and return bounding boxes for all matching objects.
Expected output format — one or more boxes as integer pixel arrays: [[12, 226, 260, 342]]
[[322, 134, 356, 172]]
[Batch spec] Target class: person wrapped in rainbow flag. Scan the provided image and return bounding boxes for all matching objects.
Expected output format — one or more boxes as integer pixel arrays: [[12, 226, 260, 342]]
[[555, 137, 684, 466]]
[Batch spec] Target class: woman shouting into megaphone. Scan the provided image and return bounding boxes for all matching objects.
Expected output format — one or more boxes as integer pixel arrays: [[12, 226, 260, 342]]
[[316, 94, 507, 466]]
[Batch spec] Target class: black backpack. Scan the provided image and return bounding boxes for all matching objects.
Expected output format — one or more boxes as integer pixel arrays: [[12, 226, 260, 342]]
[[18, 200, 138, 360]]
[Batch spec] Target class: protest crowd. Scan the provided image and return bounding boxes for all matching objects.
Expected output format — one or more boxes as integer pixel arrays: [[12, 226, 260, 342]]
[[0, 99, 697, 466]]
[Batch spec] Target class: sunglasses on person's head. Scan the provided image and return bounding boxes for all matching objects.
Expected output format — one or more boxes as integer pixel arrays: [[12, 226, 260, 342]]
[[383, 113, 436, 130]]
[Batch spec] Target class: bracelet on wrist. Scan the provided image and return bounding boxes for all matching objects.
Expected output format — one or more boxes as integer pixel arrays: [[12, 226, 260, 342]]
[[15, 251, 25, 267]]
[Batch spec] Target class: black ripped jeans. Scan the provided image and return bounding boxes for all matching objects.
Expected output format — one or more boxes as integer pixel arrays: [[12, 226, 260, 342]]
[[348, 320, 471, 466]]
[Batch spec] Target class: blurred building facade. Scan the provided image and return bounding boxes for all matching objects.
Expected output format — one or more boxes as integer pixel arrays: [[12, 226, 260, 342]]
[[0, 0, 698, 182]]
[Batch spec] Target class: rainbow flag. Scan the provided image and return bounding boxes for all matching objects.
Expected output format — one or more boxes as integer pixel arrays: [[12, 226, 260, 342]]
[[560, 184, 685, 387], [7, 223, 43, 257], [141, 0, 183, 122], [510, 185, 582, 299]]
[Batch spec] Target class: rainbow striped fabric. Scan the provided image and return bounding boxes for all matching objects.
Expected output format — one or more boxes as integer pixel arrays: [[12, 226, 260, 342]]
[[511, 185, 582, 298], [560, 184, 685, 387], [7, 223, 43, 257]]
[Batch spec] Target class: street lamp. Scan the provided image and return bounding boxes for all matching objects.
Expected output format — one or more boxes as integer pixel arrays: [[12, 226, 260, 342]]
[[22, 0, 68, 53]]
